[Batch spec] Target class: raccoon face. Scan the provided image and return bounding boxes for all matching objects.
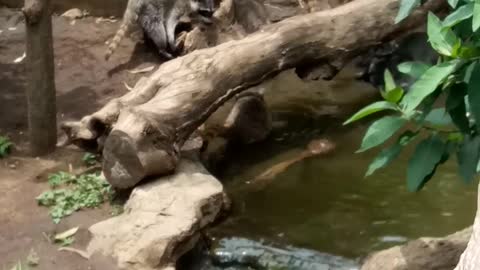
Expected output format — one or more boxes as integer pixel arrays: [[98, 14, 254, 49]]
[[189, 0, 215, 24]]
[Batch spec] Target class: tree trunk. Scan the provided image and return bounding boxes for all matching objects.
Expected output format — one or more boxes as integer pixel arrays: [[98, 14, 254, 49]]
[[62, 0, 446, 189], [23, 0, 57, 156], [454, 182, 480, 269]]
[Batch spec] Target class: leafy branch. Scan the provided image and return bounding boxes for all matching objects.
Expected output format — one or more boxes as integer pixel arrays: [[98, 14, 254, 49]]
[[345, 0, 480, 191]]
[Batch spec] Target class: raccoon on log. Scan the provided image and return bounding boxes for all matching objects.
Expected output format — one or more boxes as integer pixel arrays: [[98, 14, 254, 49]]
[[104, 0, 215, 60]]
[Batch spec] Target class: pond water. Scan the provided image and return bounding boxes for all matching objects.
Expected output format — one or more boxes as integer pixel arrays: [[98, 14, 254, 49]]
[[209, 72, 478, 260]]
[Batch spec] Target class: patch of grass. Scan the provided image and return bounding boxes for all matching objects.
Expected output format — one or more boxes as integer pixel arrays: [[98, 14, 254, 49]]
[[56, 236, 75, 246], [0, 136, 13, 158], [82, 152, 98, 167], [36, 171, 115, 224]]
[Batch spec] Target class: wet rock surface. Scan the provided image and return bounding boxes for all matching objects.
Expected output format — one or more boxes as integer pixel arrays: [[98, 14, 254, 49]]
[[361, 227, 471, 270]]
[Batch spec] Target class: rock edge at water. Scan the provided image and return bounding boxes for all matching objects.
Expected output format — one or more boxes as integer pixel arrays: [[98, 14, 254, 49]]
[[361, 227, 472, 270]]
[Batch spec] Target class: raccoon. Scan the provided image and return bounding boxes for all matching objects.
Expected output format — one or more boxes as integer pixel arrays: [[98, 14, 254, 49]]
[[104, 0, 216, 60]]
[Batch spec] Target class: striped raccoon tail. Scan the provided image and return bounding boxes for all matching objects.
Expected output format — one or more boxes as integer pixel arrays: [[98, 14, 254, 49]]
[[104, 6, 137, 60]]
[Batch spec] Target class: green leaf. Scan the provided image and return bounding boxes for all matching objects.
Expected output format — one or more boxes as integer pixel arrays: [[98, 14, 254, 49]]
[[473, 0, 480, 31], [384, 69, 396, 91], [343, 101, 399, 125], [401, 60, 461, 113], [447, 84, 470, 132], [357, 116, 407, 153], [383, 87, 405, 104], [428, 12, 460, 56], [395, 0, 421, 23], [365, 130, 417, 176], [424, 108, 453, 126], [448, 0, 459, 8], [457, 135, 480, 183], [407, 135, 447, 192], [397, 61, 430, 79], [443, 3, 474, 28], [467, 61, 480, 128], [463, 61, 476, 83]]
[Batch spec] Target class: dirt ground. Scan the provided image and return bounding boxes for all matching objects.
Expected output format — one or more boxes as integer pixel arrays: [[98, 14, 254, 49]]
[[0, 7, 163, 270]]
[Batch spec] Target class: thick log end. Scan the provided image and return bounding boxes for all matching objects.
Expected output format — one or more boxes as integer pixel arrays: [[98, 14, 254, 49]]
[[103, 130, 178, 189]]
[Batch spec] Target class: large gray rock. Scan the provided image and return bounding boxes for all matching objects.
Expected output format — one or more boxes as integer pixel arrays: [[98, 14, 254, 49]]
[[361, 227, 472, 270], [87, 159, 227, 270]]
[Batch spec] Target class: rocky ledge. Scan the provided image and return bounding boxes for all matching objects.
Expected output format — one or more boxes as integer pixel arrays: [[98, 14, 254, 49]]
[[87, 159, 228, 270], [361, 227, 471, 270]]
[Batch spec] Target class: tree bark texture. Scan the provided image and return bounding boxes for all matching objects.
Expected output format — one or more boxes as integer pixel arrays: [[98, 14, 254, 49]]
[[62, 0, 446, 189], [454, 181, 480, 270], [23, 0, 57, 156]]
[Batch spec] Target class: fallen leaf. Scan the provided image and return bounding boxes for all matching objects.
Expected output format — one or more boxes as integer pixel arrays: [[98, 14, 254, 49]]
[[55, 227, 79, 241], [128, 65, 155, 74], [8, 27, 16, 31], [13, 52, 26, 64], [27, 249, 40, 266], [58, 247, 90, 260]]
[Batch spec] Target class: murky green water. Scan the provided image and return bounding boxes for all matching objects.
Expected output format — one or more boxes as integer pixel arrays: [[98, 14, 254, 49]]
[[210, 69, 478, 260]]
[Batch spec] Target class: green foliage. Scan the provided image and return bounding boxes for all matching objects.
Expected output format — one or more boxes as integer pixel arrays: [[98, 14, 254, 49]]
[[457, 135, 480, 183], [446, 83, 470, 132], [357, 116, 407, 153], [82, 152, 98, 166], [365, 130, 418, 176], [401, 60, 461, 113], [443, 3, 473, 28], [395, 0, 421, 23], [407, 135, 447, 192], [345, 0, 480, 191], [397, 61, 430, 79], [427, 12, 460, 57], [473, 0, 480, 31], [448, 0, 459, 9], [424, 108, 453, 126], [37, 172, 114, 224], [467, 62, 480, 127], [0, 136, 13, 158], [343, 101, 399, 125]]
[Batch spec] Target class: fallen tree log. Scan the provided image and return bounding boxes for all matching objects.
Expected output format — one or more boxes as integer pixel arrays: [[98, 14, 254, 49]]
[[62, 0, 446, 189]]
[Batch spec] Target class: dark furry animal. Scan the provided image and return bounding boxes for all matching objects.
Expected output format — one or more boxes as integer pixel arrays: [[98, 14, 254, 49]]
[[105, 0, 216, 60]]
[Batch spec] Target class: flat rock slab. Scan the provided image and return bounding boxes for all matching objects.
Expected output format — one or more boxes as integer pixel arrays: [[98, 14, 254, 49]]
[[361, 227, 472, 270], [87, 159, 226, 270]]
